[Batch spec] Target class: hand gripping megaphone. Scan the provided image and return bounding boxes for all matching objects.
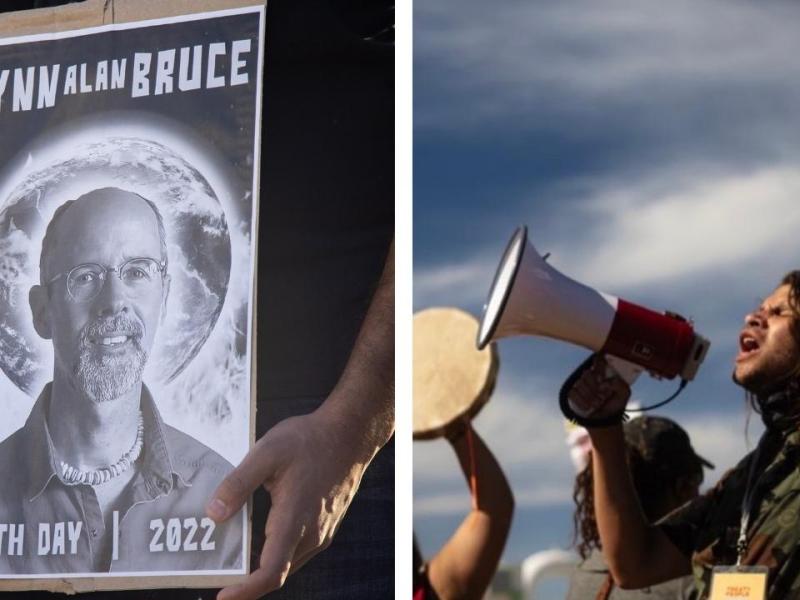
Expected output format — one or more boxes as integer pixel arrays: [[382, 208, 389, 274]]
[[477, 226, 710, 425]]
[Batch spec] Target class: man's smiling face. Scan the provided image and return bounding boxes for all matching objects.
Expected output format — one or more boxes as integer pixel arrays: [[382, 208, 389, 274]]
[[734, 283, 800, 396], [33, 189, 168, 403]]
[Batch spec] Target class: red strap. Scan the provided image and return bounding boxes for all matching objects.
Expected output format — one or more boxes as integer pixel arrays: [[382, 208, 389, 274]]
[[465, 420, 479, 511], [596, 574, 614, 600]]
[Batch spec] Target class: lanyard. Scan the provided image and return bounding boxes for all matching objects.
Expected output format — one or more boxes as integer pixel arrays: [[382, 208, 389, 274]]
[[737, 434, 778, 566]]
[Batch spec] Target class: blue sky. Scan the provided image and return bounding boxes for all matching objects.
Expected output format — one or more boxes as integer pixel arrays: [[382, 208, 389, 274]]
[[413, 0, 800, 589]]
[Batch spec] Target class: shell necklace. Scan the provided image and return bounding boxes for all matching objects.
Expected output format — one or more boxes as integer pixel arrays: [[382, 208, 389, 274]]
[[59, 412, 144, 486]]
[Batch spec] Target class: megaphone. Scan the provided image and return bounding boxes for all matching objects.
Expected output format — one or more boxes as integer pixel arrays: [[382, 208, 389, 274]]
[[477, 226, 710, 387]]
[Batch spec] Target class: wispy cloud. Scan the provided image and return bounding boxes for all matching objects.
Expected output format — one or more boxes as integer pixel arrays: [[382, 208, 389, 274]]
[[414, 379, 570, 483], [685, 418, 762, 475], [415, 484, 574, 517], [555, 166, 800, 290], [415, 164, 800, 310], [414, 377, 577, 517], [416, 0, 800, 142], [414, 256, 494, 309]]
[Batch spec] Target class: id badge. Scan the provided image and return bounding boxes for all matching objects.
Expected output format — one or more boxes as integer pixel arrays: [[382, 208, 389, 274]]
[[709, 566, 768, 600]]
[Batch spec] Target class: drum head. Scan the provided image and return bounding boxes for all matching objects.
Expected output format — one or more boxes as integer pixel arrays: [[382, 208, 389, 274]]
[[413, 307, 499, 440]]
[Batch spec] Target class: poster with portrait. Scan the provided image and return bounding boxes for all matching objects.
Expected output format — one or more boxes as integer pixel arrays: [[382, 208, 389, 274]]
[[0, 0, 263, 591]]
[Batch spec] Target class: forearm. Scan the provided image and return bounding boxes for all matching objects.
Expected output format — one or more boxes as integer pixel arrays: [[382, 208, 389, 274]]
[[590, 426, 651, 577], [590, 426, 689, 587], [430, 512, 509, 600], [315, 240, 395, 462], [428, 430, 513, 599], [451, 429, 513, 519]]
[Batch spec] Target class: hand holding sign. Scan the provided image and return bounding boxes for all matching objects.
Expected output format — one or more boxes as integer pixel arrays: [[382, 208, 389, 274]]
[[207, 242, 394, 600], [206, 400, 374, 600]]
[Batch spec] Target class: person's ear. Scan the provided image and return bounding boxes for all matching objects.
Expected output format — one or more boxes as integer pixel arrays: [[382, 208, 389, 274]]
[[29, 284, 52, 339]]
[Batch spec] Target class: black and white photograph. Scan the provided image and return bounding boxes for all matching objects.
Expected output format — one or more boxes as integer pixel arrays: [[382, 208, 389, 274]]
[[0, 3, 263, 583]]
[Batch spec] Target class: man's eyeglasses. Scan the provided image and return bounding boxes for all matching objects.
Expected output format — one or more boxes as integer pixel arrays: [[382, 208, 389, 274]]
[[47, 257, 167, 303]]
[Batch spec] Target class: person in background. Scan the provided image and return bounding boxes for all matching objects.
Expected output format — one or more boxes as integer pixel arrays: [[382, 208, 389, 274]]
[[568, 416, 713, 600], [414, 425, 514, 600]]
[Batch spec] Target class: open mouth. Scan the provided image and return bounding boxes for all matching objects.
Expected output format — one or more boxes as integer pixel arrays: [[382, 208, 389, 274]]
[[738, 333, 760, 358]]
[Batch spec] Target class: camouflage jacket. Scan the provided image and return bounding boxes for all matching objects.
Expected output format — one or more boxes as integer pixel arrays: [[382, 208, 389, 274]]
[[659, 428, 800, 599]]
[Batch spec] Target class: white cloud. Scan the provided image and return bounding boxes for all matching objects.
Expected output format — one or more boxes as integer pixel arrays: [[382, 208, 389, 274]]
[[415, 484, 573, 517], [683, 411, 762, 479], [415, 165, 800, 309], [556, 166, 800, 290], [414, 256, 494, 309], [414, 380, 571, 481], [414, 490, 470, 517], [416, 0, 800, 132]]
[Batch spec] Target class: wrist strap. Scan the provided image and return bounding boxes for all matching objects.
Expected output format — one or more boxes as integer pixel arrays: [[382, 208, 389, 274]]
[[559, 353, 627, 428]]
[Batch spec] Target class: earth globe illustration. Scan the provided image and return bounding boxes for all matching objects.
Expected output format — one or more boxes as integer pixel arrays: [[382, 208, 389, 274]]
[[0, 136, 231, 396]]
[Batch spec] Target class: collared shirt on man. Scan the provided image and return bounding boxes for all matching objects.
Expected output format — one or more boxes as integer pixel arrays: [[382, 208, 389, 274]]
[[0, 383, 243, 574]]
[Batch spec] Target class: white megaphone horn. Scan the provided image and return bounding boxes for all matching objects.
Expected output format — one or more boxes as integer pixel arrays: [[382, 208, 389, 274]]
[[477, 226, 710, 385]]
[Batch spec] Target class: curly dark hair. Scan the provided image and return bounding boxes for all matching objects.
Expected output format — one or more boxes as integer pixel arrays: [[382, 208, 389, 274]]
[[572, 443, 698, 560], [781, 270, 800, 335], [572, 458, 599, 561], [745, 270, 800, 412], [572, 449, 656, 560]]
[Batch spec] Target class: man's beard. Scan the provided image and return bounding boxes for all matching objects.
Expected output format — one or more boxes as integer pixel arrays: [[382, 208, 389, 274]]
[[73, 314, 148, 403]]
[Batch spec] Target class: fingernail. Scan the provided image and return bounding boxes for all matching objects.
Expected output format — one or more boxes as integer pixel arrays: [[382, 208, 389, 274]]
[[207, 498, 228, 520]]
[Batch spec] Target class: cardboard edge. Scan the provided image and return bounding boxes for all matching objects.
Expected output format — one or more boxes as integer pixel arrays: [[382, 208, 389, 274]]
[[0, 0, 103, 38], [0, 574, 245, 594], [113, 0, 266, 26], [245, 0, 267, 583], [0, 0, 265, 37]]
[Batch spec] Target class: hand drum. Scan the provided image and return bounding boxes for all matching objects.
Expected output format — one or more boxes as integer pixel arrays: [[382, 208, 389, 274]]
[[413, 308, 499, 440]]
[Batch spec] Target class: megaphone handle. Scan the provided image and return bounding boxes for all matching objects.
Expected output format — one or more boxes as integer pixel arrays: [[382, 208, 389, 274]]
[[605, 355, 644, 386], [559, 353, 628, 428]]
